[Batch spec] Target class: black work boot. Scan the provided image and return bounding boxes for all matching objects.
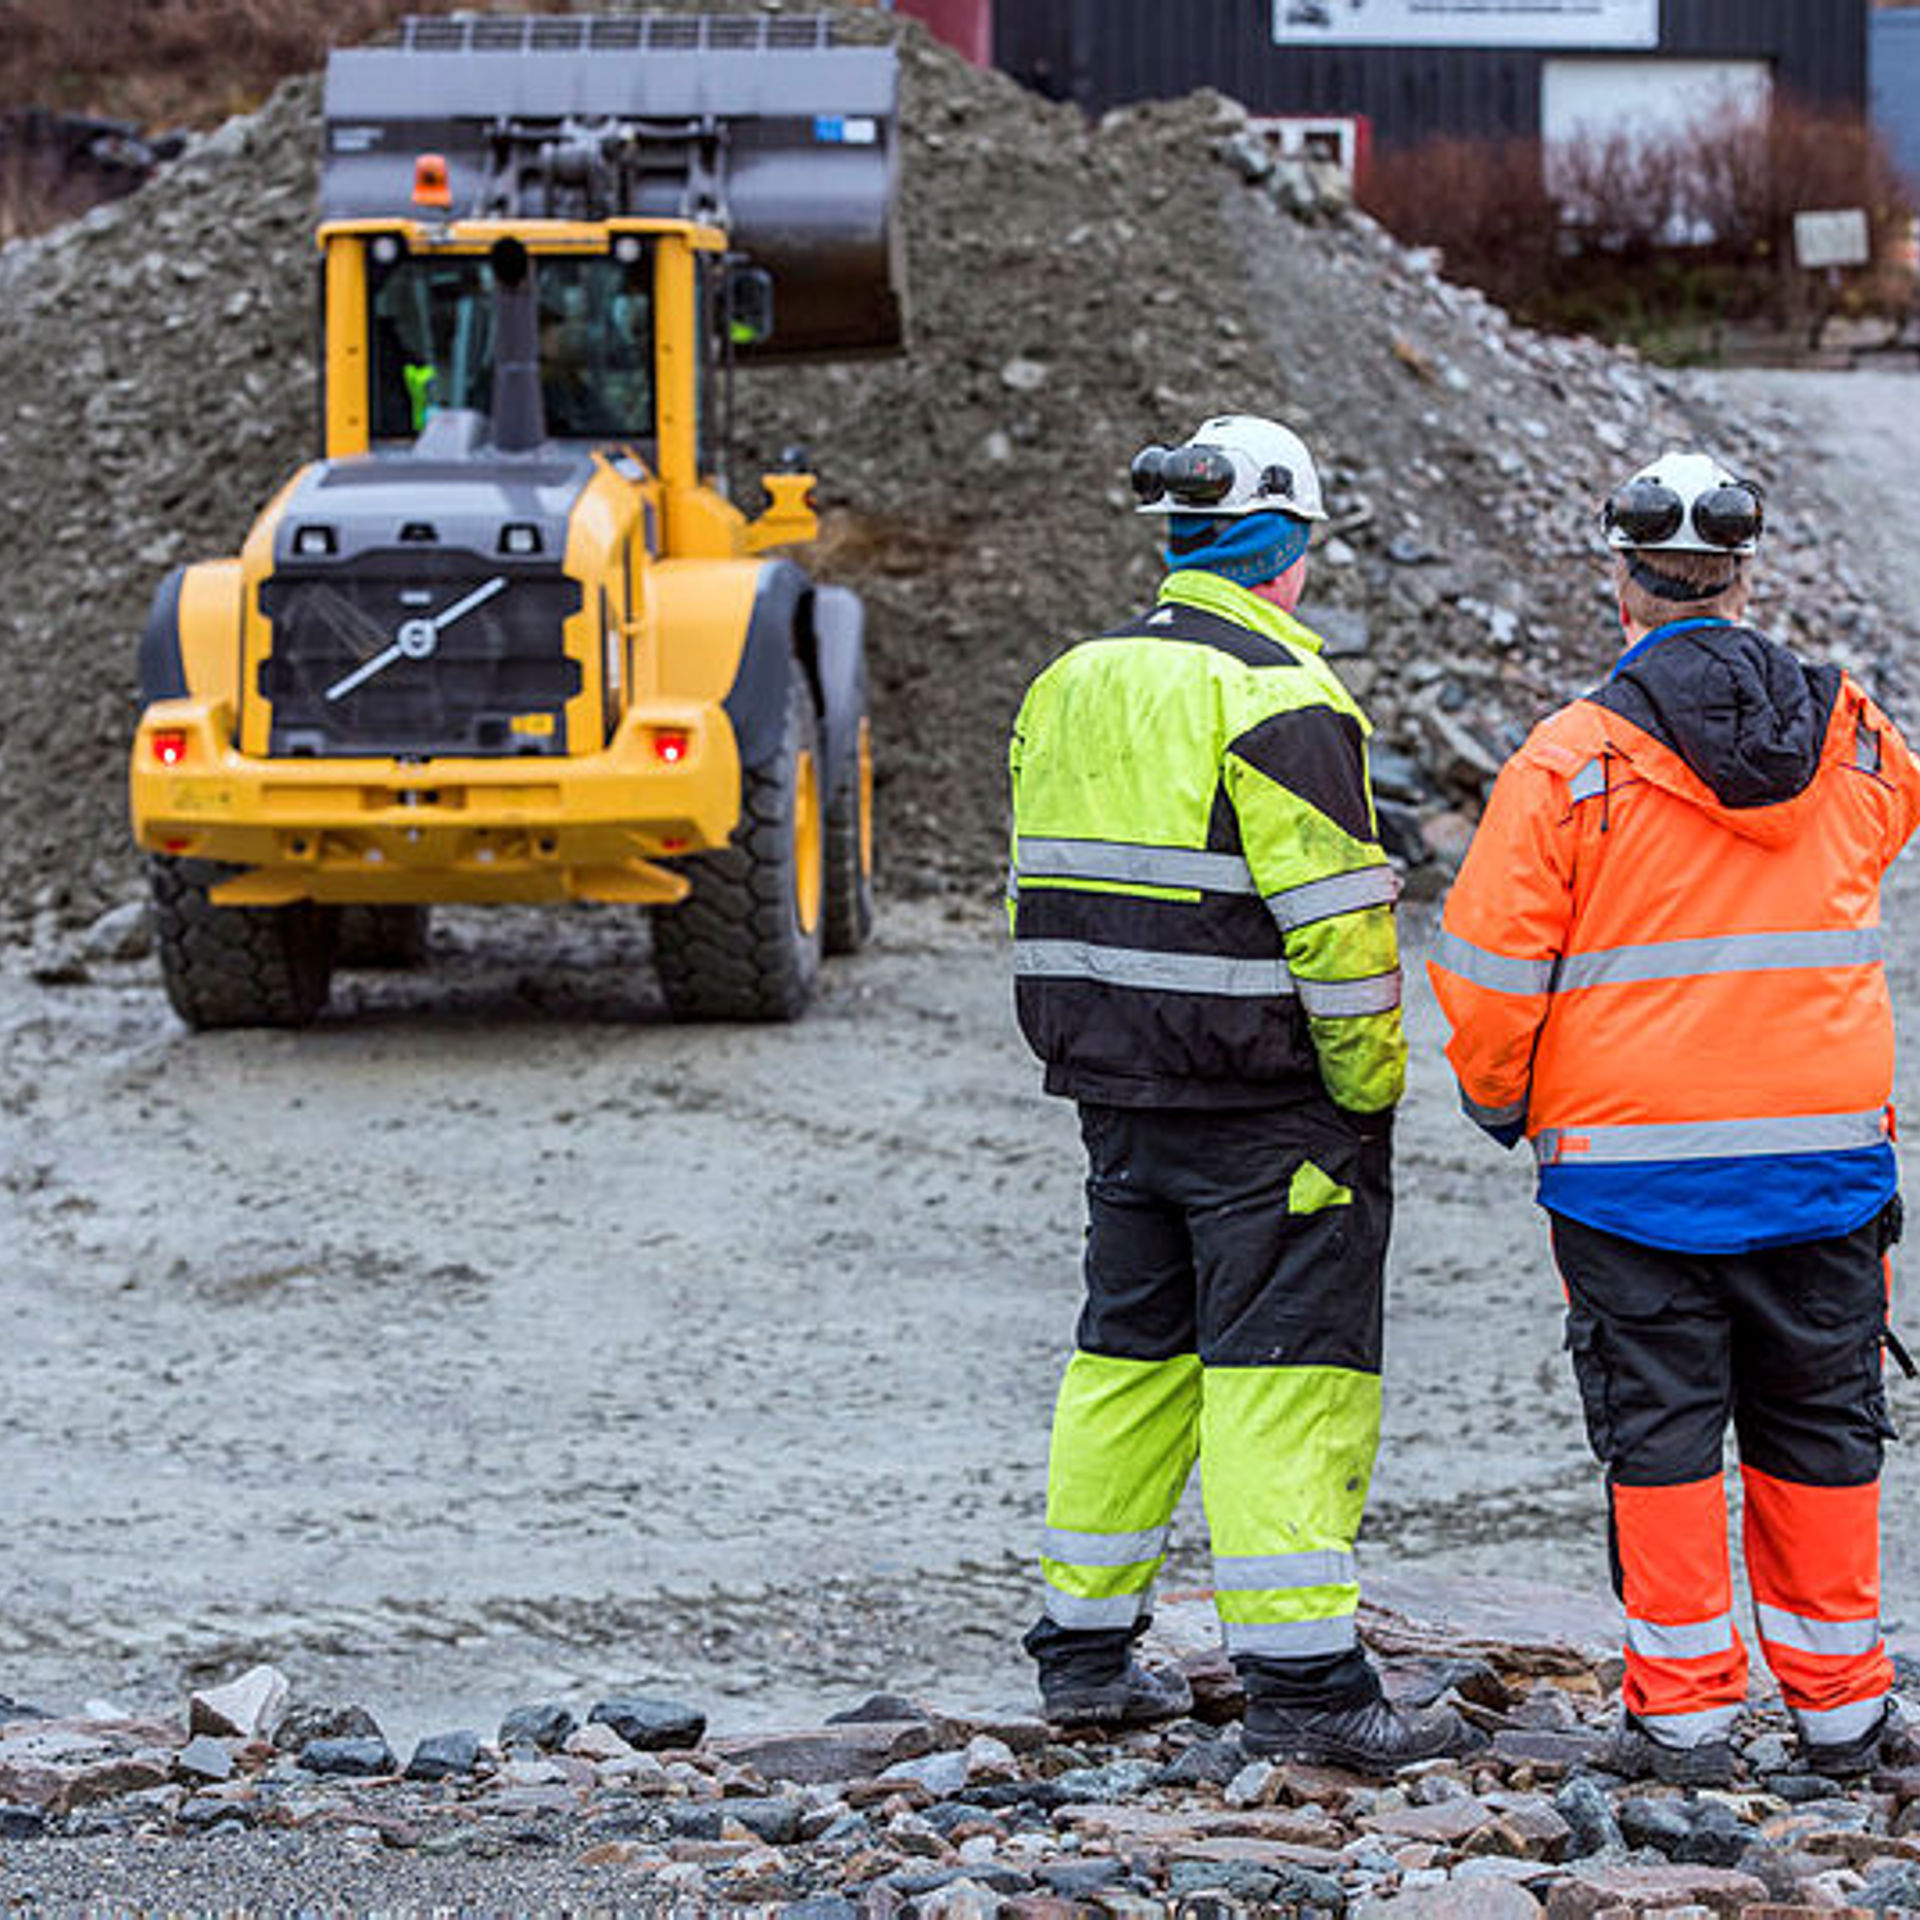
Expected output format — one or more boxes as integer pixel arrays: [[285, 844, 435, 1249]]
[[1798, 1700, 1906, 1781], [1024, 1613, 1193, 1730], [1241, 1694, 1476, 1773], [1602, 1713, 1736, 1788], [1040, 1661, 1194, 1730]]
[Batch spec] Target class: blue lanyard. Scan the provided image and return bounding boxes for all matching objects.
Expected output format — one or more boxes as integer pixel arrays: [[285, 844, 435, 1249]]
[[1610, 616, 1729, 679]]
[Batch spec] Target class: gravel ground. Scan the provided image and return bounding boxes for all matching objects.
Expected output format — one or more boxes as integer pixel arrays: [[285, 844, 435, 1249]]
[[8, 859, 1920, 1749], [2, 56, 1919, 1887]]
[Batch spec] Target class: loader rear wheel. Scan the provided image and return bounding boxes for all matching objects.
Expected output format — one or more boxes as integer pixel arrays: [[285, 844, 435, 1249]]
[[824, 711, 875, 955], [148, 857, 334, 1030], [335, 904, 432, 969], [652, 673, 825, 1022]]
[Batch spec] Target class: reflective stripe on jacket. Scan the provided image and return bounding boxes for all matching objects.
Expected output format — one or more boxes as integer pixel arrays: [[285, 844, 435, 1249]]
[[1431, 619, 1920, 1251], [1010, 570, 1405, 1111]]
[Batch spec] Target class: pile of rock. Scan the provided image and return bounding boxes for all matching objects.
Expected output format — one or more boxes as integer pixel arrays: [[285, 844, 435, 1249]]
[[0, 8, 1909, 942], [5, 1619, 1919, 1913]]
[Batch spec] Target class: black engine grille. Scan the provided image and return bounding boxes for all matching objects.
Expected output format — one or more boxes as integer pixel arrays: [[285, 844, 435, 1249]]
[[258, 552, 584, 757]]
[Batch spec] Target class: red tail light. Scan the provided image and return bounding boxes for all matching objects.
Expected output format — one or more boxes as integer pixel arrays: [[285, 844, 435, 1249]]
[[652, 728, 691, 765], [152, 729, 189, 767]]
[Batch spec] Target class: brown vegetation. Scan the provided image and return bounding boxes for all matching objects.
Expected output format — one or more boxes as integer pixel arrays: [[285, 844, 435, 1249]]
[[0, 0, 471, 130], [1361, 97, 1917, 355]]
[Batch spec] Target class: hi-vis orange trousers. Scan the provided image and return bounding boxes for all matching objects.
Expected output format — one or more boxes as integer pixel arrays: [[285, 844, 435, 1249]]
[[1553, 1204, 1900, 1752]]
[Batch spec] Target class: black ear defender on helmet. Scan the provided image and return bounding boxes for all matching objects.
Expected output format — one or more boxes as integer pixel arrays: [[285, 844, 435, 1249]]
[[1692, 482, 1765, 550], [1131, 443, 1236, 509]]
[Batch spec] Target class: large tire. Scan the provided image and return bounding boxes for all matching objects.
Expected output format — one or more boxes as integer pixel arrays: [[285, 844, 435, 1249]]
[[335, 904, 432, 970], [652, 674, 826, 1021], [824, 706, 875, 956], [148, 857, 334, 1029]]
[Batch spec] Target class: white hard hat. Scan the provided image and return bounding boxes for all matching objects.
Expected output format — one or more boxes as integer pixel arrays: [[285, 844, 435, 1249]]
[[1603, 450, 1763, 556], [1132, 414, 1327, 521]]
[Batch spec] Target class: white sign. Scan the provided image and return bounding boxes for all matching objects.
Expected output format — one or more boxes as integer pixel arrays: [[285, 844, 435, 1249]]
[[1793, 209, 1872, 272], [1273, 0, 1658, 50]]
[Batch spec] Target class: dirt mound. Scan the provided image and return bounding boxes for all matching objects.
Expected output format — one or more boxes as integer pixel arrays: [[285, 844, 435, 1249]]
[[0, 15, 1904, 940]]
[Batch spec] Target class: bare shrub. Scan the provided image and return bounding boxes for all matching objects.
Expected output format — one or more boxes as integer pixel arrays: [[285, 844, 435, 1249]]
[[1359, 137, 1557, 313], [1359, 92, 1918, 350]]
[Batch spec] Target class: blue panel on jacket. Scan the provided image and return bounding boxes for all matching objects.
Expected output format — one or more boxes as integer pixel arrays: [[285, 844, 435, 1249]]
[[1538, 1144, 1897, 1254]]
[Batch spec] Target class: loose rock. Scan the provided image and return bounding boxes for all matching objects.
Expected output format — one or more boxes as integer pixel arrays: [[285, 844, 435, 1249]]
[[189, 1665, 290, 1742], [588, 1696, 706, 1752]]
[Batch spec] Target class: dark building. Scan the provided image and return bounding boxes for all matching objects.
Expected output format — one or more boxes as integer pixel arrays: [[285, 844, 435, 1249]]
[[994, 1, 1869, 156]]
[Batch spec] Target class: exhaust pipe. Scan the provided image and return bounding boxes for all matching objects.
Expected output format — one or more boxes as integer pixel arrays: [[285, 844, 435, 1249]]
[[488, 236, 546, 453]]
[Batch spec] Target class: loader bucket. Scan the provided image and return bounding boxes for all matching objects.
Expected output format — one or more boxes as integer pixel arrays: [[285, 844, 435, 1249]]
[[322, 13, 905, 360]]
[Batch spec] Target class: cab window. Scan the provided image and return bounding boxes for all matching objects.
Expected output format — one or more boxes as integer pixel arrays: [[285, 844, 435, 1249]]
[[368, 245, 655, 444]]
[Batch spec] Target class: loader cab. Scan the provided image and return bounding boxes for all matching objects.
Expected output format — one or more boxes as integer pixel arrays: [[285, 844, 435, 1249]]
[[363, 236, 657, 446], [318, 218, 733, 521]]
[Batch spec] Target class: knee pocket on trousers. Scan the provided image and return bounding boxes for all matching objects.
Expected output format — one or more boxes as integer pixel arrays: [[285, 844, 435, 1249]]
[[1566, 1312, 1617, 1464]]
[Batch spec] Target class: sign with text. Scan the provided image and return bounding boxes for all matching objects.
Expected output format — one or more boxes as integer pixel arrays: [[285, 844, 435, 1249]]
[[1793, 209, 1871, 271], [1273, 0, 1658, 50]]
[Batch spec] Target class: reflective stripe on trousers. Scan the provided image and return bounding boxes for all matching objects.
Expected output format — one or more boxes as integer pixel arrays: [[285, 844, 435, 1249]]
[[1213, 1550, 1357, 1592], [1625, 1612, 1737, 1661], [1635, 1703, 1742, 1749], [1043, 1525, 1171, 1569], [1791, 1694, 1889, 1743], [1754, 1604, 1882, 1658], [1222, 1616, 1359, 1658], [1041, 1588, 1152, 1631], [1535, 1108, 1889, 1166], [1214, 1551, 1360, 1658]]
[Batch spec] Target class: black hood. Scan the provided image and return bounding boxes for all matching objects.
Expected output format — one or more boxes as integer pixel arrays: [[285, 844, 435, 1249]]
[[1591, 622, 1842, 810]]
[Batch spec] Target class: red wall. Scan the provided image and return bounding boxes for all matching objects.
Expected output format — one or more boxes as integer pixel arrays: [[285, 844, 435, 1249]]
[[892, 0, 992, 65]]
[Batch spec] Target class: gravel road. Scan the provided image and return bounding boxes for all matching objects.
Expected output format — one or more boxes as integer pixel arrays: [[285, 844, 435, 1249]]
[[5, 370, 1920, 1767]]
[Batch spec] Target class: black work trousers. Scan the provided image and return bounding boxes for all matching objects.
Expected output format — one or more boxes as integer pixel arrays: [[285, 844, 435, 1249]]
[[1027, 1099, 1393, 1712], [1553, 1205, 1898, 1745]]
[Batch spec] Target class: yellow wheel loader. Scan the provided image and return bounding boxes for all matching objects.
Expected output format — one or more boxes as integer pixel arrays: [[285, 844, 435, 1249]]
[[129, 13, 900, 1026]]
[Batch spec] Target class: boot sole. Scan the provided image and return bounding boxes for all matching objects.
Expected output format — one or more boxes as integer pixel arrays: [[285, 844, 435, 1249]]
[[1240, 1730, 1467, 1775], [1046, 1694, 1190, 1730]]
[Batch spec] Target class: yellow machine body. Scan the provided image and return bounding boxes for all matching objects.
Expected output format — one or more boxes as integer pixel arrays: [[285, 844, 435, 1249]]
[[129, 219, 819, 909]]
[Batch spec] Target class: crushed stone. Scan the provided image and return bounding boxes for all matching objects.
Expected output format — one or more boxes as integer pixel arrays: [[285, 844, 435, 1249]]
[[0, 11, 1908, 940]]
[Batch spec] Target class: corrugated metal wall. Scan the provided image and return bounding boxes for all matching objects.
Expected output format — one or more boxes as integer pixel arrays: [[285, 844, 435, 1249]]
[[993, 0, 1868, 149], [1872, 12, 1920, 194]]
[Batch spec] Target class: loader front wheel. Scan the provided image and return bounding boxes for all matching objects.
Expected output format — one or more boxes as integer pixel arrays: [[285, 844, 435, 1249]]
[[652, 673, 825, 1021], [148, 857, 335, 1029], [824, 710, 875, 955]]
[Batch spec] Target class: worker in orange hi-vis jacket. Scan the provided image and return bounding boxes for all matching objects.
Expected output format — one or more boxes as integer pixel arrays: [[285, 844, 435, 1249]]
[[1430, 449, 1920, 1788]]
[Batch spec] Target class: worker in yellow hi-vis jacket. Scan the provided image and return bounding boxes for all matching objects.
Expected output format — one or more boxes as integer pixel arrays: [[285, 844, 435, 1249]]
[[1007, 414, 1471, 1772]]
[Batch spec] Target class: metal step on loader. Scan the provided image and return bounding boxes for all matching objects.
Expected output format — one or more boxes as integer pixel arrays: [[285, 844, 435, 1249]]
[[130, 13, 903, 1027]]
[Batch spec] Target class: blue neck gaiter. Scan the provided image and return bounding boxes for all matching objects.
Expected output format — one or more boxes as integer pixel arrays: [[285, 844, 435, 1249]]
[[1164, 511, 1312, 588]]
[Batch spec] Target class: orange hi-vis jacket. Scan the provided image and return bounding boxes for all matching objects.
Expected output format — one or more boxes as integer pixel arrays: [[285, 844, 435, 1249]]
[[1431, 617, 1920, 1253]]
